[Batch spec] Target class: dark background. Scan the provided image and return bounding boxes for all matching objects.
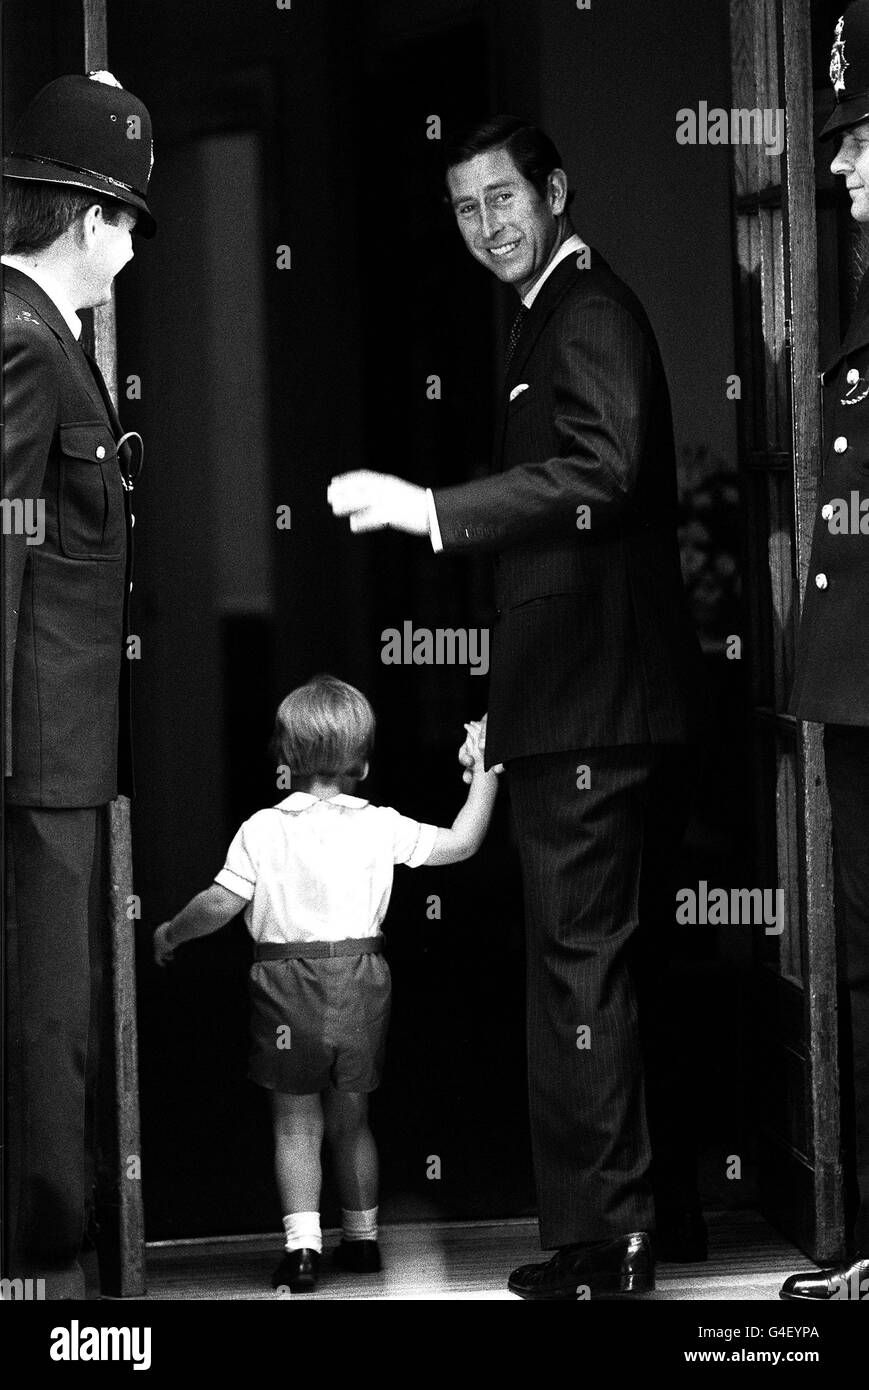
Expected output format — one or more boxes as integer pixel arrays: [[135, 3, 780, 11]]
[[3, 0, 753, 1239]]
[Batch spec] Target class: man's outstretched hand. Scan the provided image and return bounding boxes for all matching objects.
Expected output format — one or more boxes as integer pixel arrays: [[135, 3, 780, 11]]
[[328, 471, 430, 535]]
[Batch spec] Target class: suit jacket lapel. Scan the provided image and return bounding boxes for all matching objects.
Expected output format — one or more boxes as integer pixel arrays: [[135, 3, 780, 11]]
[[2, 265, 114, 427], [493, 248, 607, 465]]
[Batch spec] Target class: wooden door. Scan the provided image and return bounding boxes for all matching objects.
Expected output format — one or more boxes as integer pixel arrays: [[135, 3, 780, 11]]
[[729, 0, 843, 1261]]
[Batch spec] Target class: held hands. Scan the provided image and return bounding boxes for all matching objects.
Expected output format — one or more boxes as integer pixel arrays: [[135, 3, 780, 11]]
[[327, 471, 430, 535], [459, 713, 505, 785], [153, 922, 175, 967]]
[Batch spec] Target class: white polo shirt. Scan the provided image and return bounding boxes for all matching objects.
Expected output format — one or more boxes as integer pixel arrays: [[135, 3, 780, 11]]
[[214, 792, 439, 944]]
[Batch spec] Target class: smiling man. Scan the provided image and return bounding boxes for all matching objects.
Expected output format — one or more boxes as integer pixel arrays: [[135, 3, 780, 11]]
[[329, 115, 705, 1298], [784, 0, 869, 1302], [2, 71, 155, 1298], [450, 141, 573, 292]]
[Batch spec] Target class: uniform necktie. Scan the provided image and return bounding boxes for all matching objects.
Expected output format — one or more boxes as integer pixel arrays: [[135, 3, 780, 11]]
[[505, 304, 528, 371]]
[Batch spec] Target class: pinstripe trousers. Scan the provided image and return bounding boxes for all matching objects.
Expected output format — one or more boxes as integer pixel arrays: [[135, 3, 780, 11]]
[[509, 745, 691, 1248]]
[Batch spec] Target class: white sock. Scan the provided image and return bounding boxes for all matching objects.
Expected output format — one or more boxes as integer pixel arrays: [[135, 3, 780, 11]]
[[342, 1206, 378, 1242], [282, 1211, 322, 1254]]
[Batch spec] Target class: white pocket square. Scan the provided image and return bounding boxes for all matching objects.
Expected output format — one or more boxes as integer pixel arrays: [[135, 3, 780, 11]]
[[509, 382, 530, 402]]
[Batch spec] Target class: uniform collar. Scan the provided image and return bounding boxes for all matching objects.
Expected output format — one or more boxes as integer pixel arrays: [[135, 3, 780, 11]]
[[276, 792, 369, 811], [2, 263, 118, 431], [2, 255, 82, 338]]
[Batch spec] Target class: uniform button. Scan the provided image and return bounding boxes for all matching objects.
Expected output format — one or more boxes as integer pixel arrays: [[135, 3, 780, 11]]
[[815, 573, 828, 590], [95, 444, 106, 459], [822, 503, 834, 521], [834, 436, 848, 453], [848, 368, 860, 385]]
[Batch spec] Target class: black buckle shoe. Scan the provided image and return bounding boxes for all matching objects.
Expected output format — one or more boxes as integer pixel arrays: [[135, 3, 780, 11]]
[[272, 1248, 320, 1292], [508, 1231, 655, 1300], [780, 1257, 869, 1301]]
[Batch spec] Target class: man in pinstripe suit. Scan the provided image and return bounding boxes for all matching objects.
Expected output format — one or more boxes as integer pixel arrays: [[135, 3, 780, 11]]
[[329, 117, 705, 1299]]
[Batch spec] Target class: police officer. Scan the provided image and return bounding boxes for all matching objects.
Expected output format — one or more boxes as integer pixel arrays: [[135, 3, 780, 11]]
[[2, 71, 154, 1298], [784, 0, 869, 1300]]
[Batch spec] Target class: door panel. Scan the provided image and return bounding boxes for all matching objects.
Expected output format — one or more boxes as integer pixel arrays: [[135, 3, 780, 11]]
[[729, 0, 844, 1261]]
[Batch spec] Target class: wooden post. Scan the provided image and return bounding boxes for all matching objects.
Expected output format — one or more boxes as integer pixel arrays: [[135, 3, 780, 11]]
[[83, 0, 146, 1298], [728, 0, 843, 1260], [782, 0, 843, 1263]]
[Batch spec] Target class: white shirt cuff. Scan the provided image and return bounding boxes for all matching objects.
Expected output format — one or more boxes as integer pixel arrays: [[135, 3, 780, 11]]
[[406, 822, 439, 867], [426, 489, 444, 553], [215, 867, 255, 901]]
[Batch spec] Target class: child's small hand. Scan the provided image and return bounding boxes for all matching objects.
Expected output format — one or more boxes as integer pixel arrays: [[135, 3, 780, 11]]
[[458, 718, 483, 780], [153, 922, 175, 967], [462, 719, 485, 767], [459, 714, 504, 784]]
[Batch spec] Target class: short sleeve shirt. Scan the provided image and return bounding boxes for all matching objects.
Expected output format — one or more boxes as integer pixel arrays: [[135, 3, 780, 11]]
[[213, 792, 438, 943]]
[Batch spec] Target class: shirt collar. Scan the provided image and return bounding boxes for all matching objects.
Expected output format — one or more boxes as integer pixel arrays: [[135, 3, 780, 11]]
[[521, 231, 587, 310], [276, 792, 369, 811], [1, 256, 83, 339]]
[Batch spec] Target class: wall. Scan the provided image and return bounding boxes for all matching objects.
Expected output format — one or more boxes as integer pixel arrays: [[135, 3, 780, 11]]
[[535, 0, 738, 468]]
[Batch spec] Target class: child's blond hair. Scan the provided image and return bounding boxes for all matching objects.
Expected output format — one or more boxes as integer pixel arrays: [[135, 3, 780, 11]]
[[270, 673, 375, 779]]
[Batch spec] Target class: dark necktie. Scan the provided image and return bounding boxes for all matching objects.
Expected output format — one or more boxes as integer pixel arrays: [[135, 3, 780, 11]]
[[505, 304, 528, 372]]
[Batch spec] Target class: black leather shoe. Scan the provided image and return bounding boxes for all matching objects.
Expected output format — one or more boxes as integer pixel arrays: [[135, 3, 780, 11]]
[[508, 1231, 654, 1300], [332, 1238, 382, 1273], [780, 1256, 869, 1301], [272, 1248, 320, 1292], [655, 1209, 708, 1263]]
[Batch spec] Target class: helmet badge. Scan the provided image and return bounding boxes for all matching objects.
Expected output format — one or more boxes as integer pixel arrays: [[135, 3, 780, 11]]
[[832, 14, 850, 94]]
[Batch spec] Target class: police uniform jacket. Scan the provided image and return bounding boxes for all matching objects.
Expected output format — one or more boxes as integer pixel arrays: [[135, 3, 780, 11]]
[[2, 265, 133, 806], [432, 248, 706, 767], [790, 269, 869, 725]]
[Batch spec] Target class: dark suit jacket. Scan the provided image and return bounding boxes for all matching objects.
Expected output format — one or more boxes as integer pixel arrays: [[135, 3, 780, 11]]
[[433, 248, 705, 766], [2, 265, 133, 806], [790, 268, 869, 725]]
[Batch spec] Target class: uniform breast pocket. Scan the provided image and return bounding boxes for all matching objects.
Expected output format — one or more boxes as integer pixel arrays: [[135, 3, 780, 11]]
[[57, 422, 125, 561]]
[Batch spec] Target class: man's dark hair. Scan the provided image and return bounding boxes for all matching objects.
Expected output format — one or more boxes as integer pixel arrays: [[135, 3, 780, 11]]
[[3, 180, 128, 255], [444, 114, 575, 209]]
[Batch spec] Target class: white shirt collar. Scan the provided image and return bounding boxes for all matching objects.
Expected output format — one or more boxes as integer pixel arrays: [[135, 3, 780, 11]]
[[521, 231, 588, 310], [276, 792, 369, 811], [2, 256, 83, 339]]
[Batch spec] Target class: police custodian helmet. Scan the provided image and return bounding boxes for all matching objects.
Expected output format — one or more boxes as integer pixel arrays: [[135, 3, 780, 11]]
[[821, 2, 869, 141], [3, 71, 155, 236]]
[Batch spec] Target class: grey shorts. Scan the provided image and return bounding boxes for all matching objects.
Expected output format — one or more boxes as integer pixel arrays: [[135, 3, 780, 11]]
[[247, 937, 391, 1094]]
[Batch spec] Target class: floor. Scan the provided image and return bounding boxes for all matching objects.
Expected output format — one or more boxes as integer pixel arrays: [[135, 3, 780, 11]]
[[142, 1209, 807, 1300]]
